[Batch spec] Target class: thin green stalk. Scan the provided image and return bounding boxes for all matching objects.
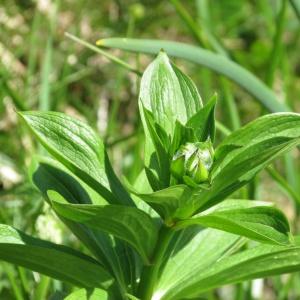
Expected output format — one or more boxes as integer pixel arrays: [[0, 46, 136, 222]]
[[138, 226, 175, 300], [170, 0, 207, 47], [66, 33, 142, 76], [32, 276, 51, 300], [265, 0, 287, 86], [18, 267, 30, 294], [3, 263, 25, 300], [266, 166, 300, 206]]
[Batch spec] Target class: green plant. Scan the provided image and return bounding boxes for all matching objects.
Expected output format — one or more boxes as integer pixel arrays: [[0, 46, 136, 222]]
[[1, 52, 300, 300]]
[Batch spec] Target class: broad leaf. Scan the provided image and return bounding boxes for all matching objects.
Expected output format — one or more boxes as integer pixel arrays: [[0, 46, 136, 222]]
[[0, 224, 113, 289], [164, 237, 300, 299], [139, 51, 202, 137], [19, 111, 132, 205], [31, 159, 136, 292], [132, 185, 193, 225], [49, 192, 158, 264], [191, 113, 300, 212], [186, 94, 217, 142], [154, 228, 244, 300], [175, 200, 291, 245]]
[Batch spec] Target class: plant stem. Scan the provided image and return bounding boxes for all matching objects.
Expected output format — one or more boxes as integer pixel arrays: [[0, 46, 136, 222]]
[[138, 226, 175, 300]]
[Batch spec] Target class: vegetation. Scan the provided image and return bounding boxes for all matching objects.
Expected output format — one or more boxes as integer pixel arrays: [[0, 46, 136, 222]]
[[1, 1, 300, 299]]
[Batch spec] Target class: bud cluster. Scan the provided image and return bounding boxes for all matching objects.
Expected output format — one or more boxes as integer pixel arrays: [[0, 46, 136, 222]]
[[170, 141, 214, 185]]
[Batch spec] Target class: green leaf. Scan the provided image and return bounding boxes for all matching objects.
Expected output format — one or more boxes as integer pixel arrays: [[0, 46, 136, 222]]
[[175, 200, 291, 245], [19, 111, 132, 205], [64, 288, 109, 300], [49, 192, 158, 264], [0, 224, 113, 289], [215, 113, 300, 162], [97, 38, 289, 113], [186, 94, 217, 142], [132, 185, 193, 225], [31, 159, 136, 292], [142, 107, 170, 189], [165, 237, 300, 299], [154, 227, 243, 300], [139, 51, 202, 137], [191, 113, 300, 212]]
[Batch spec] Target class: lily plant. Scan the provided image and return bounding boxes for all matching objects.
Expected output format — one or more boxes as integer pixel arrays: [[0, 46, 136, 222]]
[[2, 52, 300, 300]]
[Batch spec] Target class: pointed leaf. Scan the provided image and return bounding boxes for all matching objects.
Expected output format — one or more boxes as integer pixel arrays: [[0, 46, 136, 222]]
[[132, 185, 193, 225], [31, 159, 136, 291], [0, 225, 113, 289], [49, 192, 158, 264], [166, 237, 300, 299], [175, 200, 291, 245], [19, 111, 132, 205], [154, 228, 243, 300], [139, 51, 202, 137], [186, 94, 217, 142]]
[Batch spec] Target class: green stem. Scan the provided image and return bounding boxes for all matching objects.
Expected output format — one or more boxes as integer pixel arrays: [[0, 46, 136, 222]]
[[138, 226, 175, 300]]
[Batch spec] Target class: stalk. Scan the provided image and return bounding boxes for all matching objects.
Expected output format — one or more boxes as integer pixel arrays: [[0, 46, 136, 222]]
[[138, 226, 175, 300]]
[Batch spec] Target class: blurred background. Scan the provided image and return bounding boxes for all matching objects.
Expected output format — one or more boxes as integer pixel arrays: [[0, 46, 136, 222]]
[[0, 0, 300, 299]]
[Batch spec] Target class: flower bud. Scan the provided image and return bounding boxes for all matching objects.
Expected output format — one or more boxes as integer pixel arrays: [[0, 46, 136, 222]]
[[170, 141, 214, 186]]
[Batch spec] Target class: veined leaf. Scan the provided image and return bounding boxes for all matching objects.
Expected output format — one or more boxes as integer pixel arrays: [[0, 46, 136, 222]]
[[191, 113, 300, 212], [132, 185, 193, 225], [64, 288, 109, 300], [97, 38, 289, 113], [166, 237, 300, 299], [175, 200, 291, 245], [0, 224, 113, 289], [154, 227, 243, 300], [31, 159, 136, 292], [49, 192, 158, 264], [139, 52, 202, 187], [19, 111, 132, 205], [139, 51, 202, 137], [215, 113, 300, 162]]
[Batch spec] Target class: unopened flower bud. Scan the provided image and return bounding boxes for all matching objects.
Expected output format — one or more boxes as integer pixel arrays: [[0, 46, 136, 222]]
[[170, 141, 214, 186]]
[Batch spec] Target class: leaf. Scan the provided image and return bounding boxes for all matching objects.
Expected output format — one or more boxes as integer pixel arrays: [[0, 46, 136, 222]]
[[175, 200, 291, 245], [97, 38, 289, 113], [191, 113, 300, 212], [64, 288, 109, 300], [132, 185, 193, 225], [214, 113, 300, 162], [186, 94, 217, 142], [165, 237, 300, 299], [0, 224, 113, 289], [19, 111, 132, 205], [154, 227, 244, 300], [49, 192, 158, 264], [142, 107, 170, 189], [139, 51, 202, 137], [31, 159, 136, 291]]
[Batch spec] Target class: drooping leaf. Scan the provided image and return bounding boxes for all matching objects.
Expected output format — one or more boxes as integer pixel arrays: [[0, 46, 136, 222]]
[[97, 38, 289, 113], [0, 224, 113, 289], [31, 158, 136, 291], [49, 192, 158, 264], [19, 111, 132, 205], [164, 237, 300, 299], [175, 200, 291, 245], [186, 94, 217, 142]]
